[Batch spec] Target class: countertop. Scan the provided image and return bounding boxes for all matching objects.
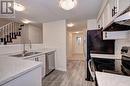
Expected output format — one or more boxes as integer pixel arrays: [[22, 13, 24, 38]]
[[9, 48, 56, 59], [96, 71, 130, 86], [91, 54, 120, 60], [0, 56, 42, 85], [0, 48, 55, 85]]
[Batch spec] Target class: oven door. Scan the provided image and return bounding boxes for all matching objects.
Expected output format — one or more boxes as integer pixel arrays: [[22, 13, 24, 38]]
[[121, 55, 130, 76]]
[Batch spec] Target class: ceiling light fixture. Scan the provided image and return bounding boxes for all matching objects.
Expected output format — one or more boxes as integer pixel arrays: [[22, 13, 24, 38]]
[[14, 2, 25, 11], [22, 19, 31, 24], [59, 0, 77, 10], [67, 23, 74, 27], [75, 32, 79, 33]]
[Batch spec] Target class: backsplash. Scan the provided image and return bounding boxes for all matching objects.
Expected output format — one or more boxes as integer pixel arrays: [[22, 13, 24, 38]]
[[115, 38, 130, 59], [0, 44, 44, 55]]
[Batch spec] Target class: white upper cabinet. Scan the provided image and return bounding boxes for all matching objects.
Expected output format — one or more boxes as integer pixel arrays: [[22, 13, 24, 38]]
[[97, 14, 104, 28], [97, 0, 130, 29], [109, 0, 118, 18], [118, 0, 130, 14], [103, 3, 111, 27]]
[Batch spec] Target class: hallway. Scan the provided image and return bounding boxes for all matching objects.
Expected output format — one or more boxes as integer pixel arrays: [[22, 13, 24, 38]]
[[67, 54, 84, 61], [43, 60, 93, 86]]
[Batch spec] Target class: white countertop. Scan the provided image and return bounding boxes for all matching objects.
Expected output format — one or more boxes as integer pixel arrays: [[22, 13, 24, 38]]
[[35, 48, 56, 54], [9, 48, 56, 59], [0, 48, 55, 85], [0, 56, 42, 85], [91, 54, 120, 60], [96, 71, 130, 86]]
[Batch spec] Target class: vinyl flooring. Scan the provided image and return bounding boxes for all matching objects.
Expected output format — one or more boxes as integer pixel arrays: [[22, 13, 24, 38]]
[[42, 60, 94, 86]]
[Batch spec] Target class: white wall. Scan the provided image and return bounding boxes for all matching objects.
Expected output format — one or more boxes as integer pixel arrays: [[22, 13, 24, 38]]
[[22, 24, 29, 43], [43, 20, 67, 71], [0, 44, 44, 55], [87, 19, 98, 30], [12, 24, 43, 44], [28, 25, 43, 44], [0, 18, 11, 27], [67, 32, 73, 58], [72, 33, 83, 54]]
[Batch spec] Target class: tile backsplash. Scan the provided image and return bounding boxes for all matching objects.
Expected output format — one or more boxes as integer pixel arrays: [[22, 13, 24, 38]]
[[0, 44, 44, 55], [115, 38, 130, 59]]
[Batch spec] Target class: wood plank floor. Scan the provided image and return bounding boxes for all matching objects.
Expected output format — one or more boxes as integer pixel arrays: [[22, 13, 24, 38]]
[[67, 54, 84, 61], [42, 60, 94, 86]]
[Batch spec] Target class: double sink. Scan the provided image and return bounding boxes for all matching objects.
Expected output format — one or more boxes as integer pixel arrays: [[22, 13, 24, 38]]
[[11, 52, 42, 58]]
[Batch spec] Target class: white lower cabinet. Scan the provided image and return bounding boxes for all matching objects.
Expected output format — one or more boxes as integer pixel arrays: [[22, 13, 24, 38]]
[[26, 54, 46, 78], [103, 31, 129, 40], [2, 67, 42, 86], [38, 55, 46, 77]]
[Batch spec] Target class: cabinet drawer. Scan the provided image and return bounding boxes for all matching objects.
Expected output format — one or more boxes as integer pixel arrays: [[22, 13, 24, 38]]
[[103, 31, 128, 40]]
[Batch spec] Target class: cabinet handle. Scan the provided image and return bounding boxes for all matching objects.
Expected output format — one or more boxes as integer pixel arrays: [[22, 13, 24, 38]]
[[114, 6, 117, 15], [35, 58, 37, 61], [112, 8, 114, 17], [37, 57, 39, 61], [98, 25, 100, 29], [35, 58, 39, 61], [105, 32, 107, 38]]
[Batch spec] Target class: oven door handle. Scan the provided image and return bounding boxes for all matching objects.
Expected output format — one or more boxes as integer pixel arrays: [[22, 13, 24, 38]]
[[88, 59, 95, 80]]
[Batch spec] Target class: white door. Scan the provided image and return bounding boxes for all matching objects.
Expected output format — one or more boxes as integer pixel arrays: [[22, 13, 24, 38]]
[[72, 33, 83, 54]]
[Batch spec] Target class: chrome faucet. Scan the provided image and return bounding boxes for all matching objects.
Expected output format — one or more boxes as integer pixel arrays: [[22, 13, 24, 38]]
[[29, 40, 32, 50], [22, 40, 32, 56], [23, 42, 28, 55]]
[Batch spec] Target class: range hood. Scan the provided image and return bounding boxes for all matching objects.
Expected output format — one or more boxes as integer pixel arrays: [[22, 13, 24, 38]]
[[114, 11, 130, 26], [103, 8, 130, 31]]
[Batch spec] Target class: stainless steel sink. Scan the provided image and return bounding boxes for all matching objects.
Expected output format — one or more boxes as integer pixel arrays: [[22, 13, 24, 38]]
[[10, 52, 41, 57]]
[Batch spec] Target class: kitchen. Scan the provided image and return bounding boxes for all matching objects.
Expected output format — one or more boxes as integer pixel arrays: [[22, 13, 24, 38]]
[[86, 0, 130, 86], [0, 0, 130, 86]]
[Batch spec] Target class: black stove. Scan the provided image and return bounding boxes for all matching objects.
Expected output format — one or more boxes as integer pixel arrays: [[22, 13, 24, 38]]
[[93, 47, 130, 76]]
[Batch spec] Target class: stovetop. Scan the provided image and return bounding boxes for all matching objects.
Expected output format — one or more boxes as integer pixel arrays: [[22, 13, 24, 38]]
[[93, 45, 130, 77], [94, 58, 130, 77]]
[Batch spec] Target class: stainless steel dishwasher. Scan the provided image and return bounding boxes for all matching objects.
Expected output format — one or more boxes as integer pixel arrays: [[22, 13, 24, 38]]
[[45, 51, 55, 75]]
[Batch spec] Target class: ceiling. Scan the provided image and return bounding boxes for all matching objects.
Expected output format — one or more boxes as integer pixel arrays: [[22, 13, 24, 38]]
[[13, 0, 102, 24], [67, 20, 87, 32]]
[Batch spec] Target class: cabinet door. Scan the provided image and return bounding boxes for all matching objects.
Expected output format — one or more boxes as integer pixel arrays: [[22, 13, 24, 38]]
[[97, 18, 101, 29], [37, 54, 46, 77], [25, 54, 46, 78], [103, 31, 128, 40], [97, 15, 104, 28], [118, 0, 130, 13], [109, 0, 114, 17], [109, 0, 118, 17], [103, 3, 111, 27], [102, 12, 105, 28], [2, 67, 42, 86]]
